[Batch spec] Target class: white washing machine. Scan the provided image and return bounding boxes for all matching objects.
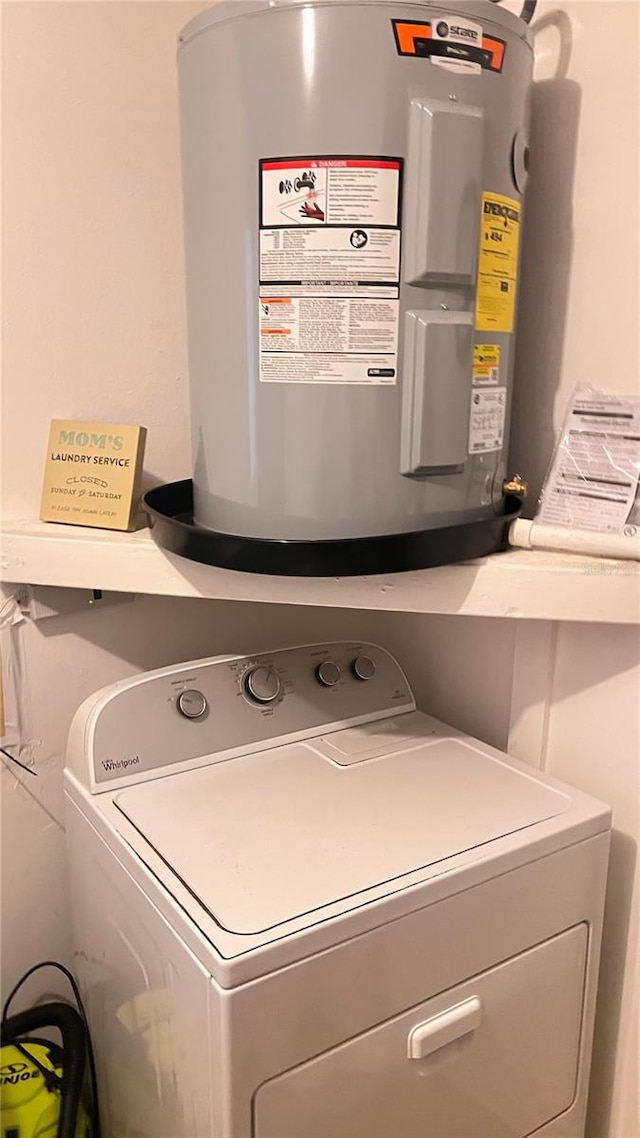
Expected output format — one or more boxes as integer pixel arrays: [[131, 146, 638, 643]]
[[64, 641, 611, 1138]]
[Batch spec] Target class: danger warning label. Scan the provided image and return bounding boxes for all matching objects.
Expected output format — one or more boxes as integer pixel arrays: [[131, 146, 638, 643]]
[[259, 156, 402, 385], [260, 158, 401, 228]]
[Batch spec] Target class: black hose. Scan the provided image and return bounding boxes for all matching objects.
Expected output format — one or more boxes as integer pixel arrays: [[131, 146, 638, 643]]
[[1, 959, 101, 1138], [1, 1002, 87, 1138], [489, 0, 538, 24]]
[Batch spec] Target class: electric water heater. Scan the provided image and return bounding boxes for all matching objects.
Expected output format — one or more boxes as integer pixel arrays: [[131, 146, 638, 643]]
[[145, 0, 535, 574]]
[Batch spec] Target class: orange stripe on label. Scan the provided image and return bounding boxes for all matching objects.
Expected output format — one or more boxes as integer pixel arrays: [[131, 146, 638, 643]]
[[393, 21, 431, 55], [264, 298, 291, 305], [261, 329, 290, 335], [482, 35, 505, 70]]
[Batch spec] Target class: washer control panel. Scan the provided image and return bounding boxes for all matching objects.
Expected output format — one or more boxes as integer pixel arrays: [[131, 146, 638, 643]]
[[80, 643, 414, 790]]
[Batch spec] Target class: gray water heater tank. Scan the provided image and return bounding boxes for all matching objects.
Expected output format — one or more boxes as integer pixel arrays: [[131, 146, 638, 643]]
[[146, 0, 534, 575]]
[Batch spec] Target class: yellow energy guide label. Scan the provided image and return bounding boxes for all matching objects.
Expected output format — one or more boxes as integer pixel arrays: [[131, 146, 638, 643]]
[[475, 192, 521, 334]]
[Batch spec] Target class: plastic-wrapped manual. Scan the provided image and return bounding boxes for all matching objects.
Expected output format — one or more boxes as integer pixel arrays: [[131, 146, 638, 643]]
[[513, 389, 640, 560]]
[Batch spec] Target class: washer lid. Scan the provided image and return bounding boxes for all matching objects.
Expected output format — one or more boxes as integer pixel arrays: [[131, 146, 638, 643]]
[[115, 729, 570, 936]]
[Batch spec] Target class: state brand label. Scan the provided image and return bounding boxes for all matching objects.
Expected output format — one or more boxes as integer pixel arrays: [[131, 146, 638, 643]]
[[258, 156, 402, 384], [391, 19, 506, 73]]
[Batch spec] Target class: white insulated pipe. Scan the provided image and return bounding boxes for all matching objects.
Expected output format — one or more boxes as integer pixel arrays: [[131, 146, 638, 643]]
[[510, 518, 640, 561]]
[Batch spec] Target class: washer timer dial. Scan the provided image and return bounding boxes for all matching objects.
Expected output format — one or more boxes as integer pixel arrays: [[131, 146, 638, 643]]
[[244, 665, 282, 705]]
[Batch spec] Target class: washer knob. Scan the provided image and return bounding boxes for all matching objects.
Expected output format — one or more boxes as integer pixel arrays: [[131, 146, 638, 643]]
[[317, 660, 341, 687], [353, 655, 376, 681], [177, 689, 208, 719], [245, 665, 281, 704]]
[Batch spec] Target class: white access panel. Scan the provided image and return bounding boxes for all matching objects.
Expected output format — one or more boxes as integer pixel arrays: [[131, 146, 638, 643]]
[[114, 732, 570, 935], [254, 924, 588, 1138]]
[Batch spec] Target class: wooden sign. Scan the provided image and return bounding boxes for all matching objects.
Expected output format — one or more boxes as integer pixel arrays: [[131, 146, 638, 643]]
[[40, 419, 147, 531]]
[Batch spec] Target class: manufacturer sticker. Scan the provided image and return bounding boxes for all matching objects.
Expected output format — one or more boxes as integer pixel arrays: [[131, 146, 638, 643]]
[[469, 388, 507, 453], [259, 157, 402, 384], [392, 19, 506, 73], [475, 192, 521, 334], [473, 344, 501, 386]]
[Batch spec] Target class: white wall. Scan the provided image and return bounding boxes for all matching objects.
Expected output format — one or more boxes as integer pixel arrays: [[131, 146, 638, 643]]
[[1, 0, 207, 518], [509, 10, 640, 1119], [510, 0, 640, 505], [1, 3, 638, 1135]]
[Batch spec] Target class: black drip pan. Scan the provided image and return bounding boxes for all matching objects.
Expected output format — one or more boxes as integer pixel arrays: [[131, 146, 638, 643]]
[[143, 480, 522, 577]]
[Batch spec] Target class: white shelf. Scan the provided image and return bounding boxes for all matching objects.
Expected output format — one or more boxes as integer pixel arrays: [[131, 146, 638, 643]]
[[1, 519, 639, 623]]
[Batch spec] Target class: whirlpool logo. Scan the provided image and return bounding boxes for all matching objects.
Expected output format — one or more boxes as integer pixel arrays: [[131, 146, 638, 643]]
[[102, 755, 141, 772]]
